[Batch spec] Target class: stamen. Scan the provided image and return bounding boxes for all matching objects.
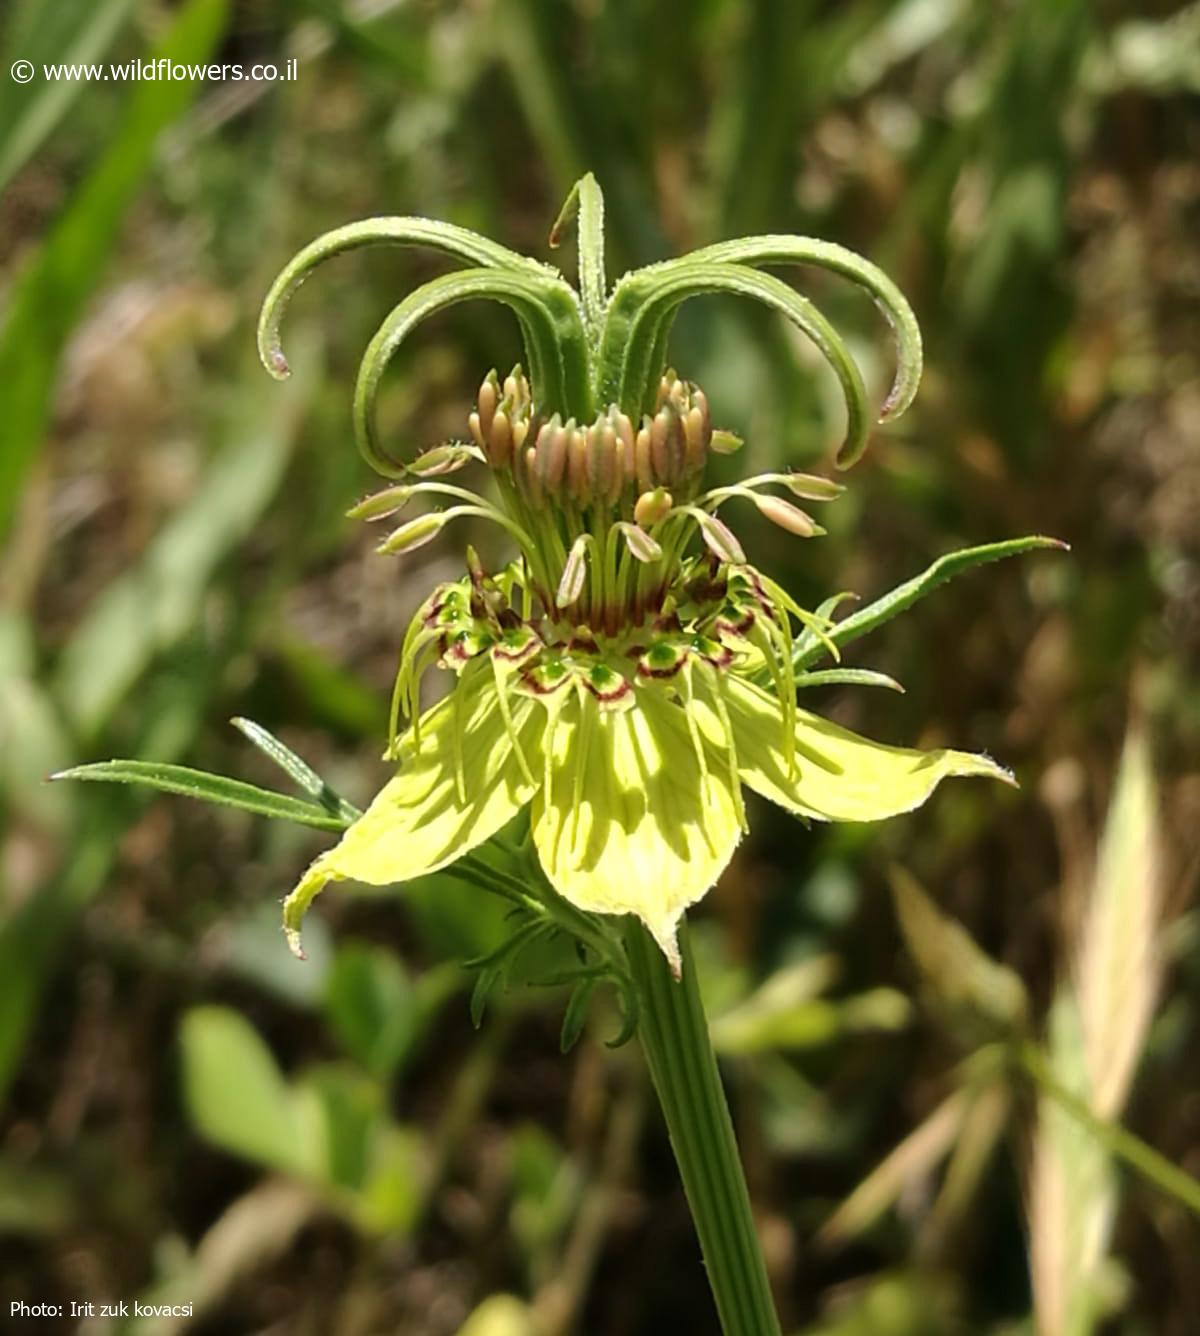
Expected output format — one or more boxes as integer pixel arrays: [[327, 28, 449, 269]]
[[613, 521, 662, 563], [378, 502, 538, 561], [347, 484, 414, 521], [680, 506, 747, 565], [755, 494, 824, 538], [476, 370, 498, 438], [378, 512, 447, 554], [634, 488, 672, 529], [634, 420, 654, 493], [556, 534, 593, 608], [409, 443, 482, 476], [536, 416, 568, 492]]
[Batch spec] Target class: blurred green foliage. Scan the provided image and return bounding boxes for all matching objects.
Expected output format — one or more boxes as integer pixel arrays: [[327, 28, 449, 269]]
[[1, 1, 1197, 1333]]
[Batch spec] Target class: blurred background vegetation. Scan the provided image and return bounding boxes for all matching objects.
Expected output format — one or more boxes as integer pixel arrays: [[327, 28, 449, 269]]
[[2, 0, 1198, 1332]]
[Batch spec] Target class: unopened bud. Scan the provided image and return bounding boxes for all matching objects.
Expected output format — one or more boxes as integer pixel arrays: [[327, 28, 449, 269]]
[[634, 487, 673, 528]]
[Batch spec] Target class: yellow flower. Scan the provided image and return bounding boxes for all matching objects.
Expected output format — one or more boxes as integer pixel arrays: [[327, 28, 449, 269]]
[[261, 176, 1012, 975]]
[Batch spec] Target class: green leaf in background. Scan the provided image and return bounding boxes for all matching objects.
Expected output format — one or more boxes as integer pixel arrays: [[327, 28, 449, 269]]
[[0, 0, 230, 538], [795, 1269, 962, 1336], [53, 341, 316, 739], [180, 1006, 316, 1178], [53, 759, 352, 831], [0, 611, 72, 830], [711, 956, 911, 1056], [324, 943, 420, 1079], [0, 0, 138, 193]]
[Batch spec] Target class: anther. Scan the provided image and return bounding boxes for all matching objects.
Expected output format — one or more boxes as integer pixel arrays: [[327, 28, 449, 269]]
[[489, 409, 513, 469], [567, 424, 590, 505], [477, 371, 498, 438]]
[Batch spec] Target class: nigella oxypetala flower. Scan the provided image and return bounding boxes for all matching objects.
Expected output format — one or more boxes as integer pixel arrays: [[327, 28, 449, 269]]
[[262, 176, 1011, 975]]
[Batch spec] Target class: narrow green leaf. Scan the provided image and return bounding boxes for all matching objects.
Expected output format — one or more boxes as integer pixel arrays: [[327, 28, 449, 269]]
[[231, 717, 362, 824], [469, 966, 500, 1030], [793, 536, 1068, 670], [794, 668, 904, 692], [52, 760, 352, 831], [559, 976, 597, 1053], [0, 0, 230, 538]]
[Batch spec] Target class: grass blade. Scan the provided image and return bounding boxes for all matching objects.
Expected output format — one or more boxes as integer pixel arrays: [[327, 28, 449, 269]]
[[0, 0, 137, 193], [52, 760, 353, 832], [1028, 723, 1168, 1334], [0, 0, 230, 537]]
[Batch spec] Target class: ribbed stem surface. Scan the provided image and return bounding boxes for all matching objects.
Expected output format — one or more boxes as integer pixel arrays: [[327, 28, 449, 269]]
[[625, 919, 782, 1336]]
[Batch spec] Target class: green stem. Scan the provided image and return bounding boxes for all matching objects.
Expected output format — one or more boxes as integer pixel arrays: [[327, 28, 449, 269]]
[[624, 919, 781, 1336]]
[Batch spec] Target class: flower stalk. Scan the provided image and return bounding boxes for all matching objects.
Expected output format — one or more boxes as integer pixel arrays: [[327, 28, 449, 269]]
[[625, 919, 782, 1336]]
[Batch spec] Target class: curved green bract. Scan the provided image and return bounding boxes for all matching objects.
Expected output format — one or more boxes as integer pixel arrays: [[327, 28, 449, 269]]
[[353, 269, 594, 475], [256, 215, 558, 380], [600, 262, 870, 468], [682, 235, 923, 423], [550, 171, 608, 349]]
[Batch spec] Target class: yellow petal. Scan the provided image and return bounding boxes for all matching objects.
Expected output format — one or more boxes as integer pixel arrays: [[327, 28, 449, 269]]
[[531, 686, 741, 974], [283, 664, 542, 957], [722, 675, 1014, 821]]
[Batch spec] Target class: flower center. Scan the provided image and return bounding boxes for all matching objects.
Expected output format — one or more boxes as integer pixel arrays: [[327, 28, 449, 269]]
[[354, 371, 843, 758]]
